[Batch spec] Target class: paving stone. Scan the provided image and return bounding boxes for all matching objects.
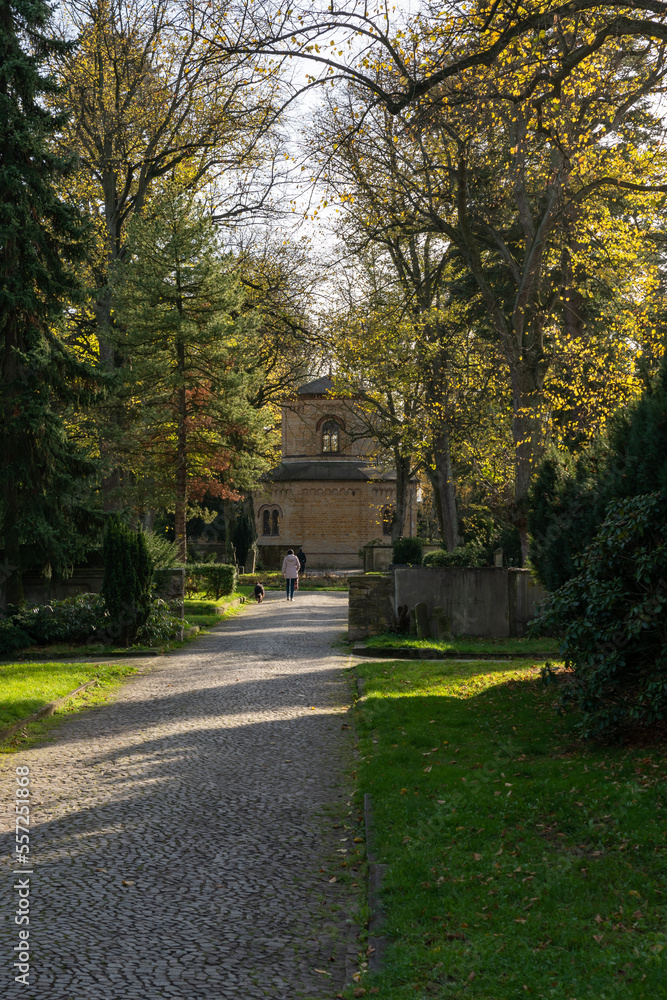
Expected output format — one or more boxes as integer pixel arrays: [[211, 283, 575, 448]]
[[0, 592, 353, 999]]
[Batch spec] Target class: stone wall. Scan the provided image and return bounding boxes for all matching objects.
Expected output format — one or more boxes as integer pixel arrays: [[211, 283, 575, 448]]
[[256, 479, 400, 569], [393, 567, 547, 638], [347, 567, 548, 640], [282, 398, 373, 460], [348, 575, 396, 641]]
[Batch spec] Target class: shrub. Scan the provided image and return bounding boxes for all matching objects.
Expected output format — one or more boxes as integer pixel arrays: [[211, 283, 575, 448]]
[[532, 492, 667, 739], [136, 599, 184, 644], [185, 562, 237, 600], [529, 358, 667, 591], [0, 619, 32, 655], [101, 517, 154, 645], [392, 537, 424, 565], [423, 542, 486, 568], [13, 594, 107, 645], [143, 531, 182, 569], [231, 512, 256, 568]]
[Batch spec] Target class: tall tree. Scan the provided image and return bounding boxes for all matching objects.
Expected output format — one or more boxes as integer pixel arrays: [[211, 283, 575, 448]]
[[313, 30, 667, 555], [0, 0, 98, 604], [113, 190, 271, 560]]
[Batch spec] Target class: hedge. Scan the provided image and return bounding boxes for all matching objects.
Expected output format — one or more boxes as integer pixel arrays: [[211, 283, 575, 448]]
[[185, 563, 237, 600]]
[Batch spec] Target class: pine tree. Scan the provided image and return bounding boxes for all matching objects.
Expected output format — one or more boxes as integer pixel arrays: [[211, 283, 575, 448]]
[[112, 189, 268, 561], [0, 0, 96, 604]]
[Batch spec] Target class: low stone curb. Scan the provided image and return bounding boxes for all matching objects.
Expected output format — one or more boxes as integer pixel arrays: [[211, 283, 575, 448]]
[[0, 678, 99, 743], [353, 643, 542, 661]]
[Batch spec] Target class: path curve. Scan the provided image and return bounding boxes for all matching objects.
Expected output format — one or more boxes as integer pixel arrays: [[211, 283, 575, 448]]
[[1, 591, 353, 1000]]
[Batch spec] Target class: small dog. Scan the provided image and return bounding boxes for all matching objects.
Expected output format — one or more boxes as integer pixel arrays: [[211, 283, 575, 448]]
[[253, 582, 265, 603]]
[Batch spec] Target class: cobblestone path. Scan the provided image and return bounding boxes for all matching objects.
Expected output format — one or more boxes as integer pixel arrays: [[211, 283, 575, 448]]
[[1, 592, 354, 1000]]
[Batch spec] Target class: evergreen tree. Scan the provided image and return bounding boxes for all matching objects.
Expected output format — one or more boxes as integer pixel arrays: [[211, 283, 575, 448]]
[[529, 357, 667, 589], [0, 0, 96, 604], [113, 189, 269, 561], [101, 517, 153, 646]]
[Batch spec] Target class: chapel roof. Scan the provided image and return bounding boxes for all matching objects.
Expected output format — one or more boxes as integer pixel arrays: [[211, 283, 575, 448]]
[[296, 375, 335, 396], [265, 461, 396, 483]]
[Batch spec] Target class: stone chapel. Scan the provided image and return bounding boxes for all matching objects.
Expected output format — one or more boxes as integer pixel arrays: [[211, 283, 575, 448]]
[[254, 376, 418, 570]]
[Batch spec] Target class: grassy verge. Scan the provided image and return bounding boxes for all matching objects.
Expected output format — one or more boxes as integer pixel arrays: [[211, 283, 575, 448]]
[[0, 661, 138, 732], [347, 658, 666, 999], [363, 633, 560, 659]]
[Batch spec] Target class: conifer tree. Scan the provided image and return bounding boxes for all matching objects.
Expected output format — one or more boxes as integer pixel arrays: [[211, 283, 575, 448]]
[[113, 189, 268, 561], [0, 0, 97, 604]]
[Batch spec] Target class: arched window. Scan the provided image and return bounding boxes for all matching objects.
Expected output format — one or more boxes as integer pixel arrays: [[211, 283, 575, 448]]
[[272, 509, 279, 535], [382, 506, 393, 537], [262, 510, 271, 536], [322, 420, 340, 454]]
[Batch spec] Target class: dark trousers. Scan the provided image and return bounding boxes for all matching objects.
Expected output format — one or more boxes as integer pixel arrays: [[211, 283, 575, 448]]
[[285, 578, 296, 599]]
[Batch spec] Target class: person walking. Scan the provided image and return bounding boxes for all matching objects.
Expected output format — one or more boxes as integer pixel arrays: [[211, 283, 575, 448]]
[[282, 549, 301, 601], [296, 547, 307, 578]]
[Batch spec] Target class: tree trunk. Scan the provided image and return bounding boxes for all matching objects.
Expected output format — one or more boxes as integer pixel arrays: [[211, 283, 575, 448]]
[[0, 317, 23, 605], [391, 450, 411, 541], [510, 363, 548, 563], [426, 429, 459, 551], [174, 334, 188, 563]]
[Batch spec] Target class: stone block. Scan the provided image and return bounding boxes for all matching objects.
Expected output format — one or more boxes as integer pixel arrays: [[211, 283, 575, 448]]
[[414, 601, 429, 639]]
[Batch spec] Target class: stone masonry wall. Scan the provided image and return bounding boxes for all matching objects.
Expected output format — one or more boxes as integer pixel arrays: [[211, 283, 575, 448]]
[[348, 575, 396, 641]]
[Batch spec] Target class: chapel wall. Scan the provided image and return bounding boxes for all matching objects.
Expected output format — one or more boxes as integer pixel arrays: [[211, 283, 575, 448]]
[[282, 399, 375, 459]]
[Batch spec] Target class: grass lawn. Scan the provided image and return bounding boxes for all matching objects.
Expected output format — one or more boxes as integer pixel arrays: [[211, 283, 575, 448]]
[[363, 633, 560, 660], [347, 658, 666, 999], [183, 593, 249, 628], [0, 661, 137, 731]]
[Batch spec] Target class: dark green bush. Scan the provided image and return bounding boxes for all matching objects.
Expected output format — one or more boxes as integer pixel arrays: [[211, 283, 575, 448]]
[[136, 599, 184, 644], [392, 537, 424, 565], [0, 619, 32, 655], [532, 492, 667, 739], [423, 542, 486, 568], [185, 563, 237, 599], [101, 517, 154, 646], [529, 359, 667, 590], [231, 512, 256, 568], [14, 594, 107, 645]]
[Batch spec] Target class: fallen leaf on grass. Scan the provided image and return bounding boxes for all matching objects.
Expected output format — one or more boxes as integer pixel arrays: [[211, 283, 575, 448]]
[[593, 934, 604, 944], [424, 765, 432, 773], [594, 914, 603, 923], [473, 853, 482, 861], [515, 918, 527, 924], [353, 989, 367, 997], [313, 968, 331, 975], [329, 876, 337, 883], [468, 971, 476, 981]]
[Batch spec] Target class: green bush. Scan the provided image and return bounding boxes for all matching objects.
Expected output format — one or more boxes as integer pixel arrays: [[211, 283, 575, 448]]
[[143, 531, 182, 569], [231, 512, 256, 568], [532, 492, 667, 739], [185, 562, 237, 600], [101, 517, 154, 646], [392, 537, 424, 565], [529, 359, 667, 591], [423, 542, 486, 568], [0, 619, 32, 655], [136, 599, 184, 644], [13, 594, 107, 645]]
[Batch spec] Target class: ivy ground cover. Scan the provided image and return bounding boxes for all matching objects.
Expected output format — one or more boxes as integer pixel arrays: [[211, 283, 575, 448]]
[[347, 660, 666, 999]]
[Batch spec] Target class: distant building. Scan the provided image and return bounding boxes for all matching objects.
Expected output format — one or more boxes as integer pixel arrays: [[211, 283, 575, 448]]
[[255, 376, 417, 570]]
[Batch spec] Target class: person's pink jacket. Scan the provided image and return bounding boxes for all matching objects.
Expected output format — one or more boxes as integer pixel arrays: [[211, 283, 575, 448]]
[[282, 554, 301, 579]]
